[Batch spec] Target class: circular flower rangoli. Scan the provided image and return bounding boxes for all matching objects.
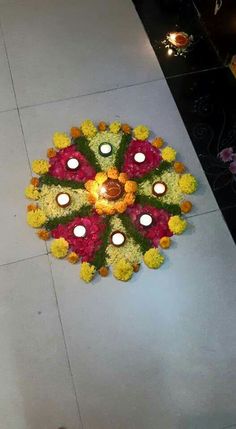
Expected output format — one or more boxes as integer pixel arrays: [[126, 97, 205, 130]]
[[25, 120, 198, 283]]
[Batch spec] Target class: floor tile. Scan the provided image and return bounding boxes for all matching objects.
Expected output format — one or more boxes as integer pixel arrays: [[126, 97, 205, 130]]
[[0, 34, 16, 111], [0, 110, 46, 265], [0, 255, 82, 429], [132, 0, 222, 78], [0, 0, 161, 107], [20, 79, 218, 216], [49, 210, 236, 429]]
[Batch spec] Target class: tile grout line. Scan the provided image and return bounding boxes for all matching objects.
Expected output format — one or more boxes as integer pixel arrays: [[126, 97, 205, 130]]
[[0, 252, 48, 268], [47, 254, 85, 429]]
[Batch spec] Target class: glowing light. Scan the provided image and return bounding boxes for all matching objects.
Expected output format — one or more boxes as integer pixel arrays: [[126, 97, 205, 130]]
[[111, 232, 126, 247], [153, 182, 167, 196], [134, 152, 146, 163], [168, 48, 173, 56], [100, 185, 107, 195], [56, 192, 71, 207], [66, 158, 79, 170], [73, 225, 86, 238], [139, 214, 153, 227]]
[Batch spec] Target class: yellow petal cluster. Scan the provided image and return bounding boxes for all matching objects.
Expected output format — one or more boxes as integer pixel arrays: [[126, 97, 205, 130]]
[[179, 174, 197, 194], [51, 238, 69, 258], [133, 125, 149, 141], [53, 132, 71, 149], [27, 209, 47, 228], [168, 215, 187, 234], [143, 248, 164, 269], [25, 184, 40, 200], [80, 262, 96, 283], [113, 258, 134, 281], [161, 146, 176, 162], [81, 119, 97, 138], [109, 121, 121, 134], [32, 159, 50, 175]]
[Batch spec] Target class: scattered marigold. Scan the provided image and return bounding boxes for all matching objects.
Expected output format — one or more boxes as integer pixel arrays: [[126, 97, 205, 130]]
[[118, 172, 129, 184], [161, 146, 176, 162], [53, 132, 71, 149], [51, 238, 69, 259], [70, 127, 81, 138], [30, 177, 39, 187], [124, 192, 135, 205], [109, 121, 121, 134], [133, 125, 149, 141], [160, 236, 171, 249], [168, 215, 187, 235], [113, 258, 133, 282], [80, 262, 96, 283], [37, 229, 51, 240], [99, 266, 109, 277], [107, 167, 119, 179], [133, 263, 140, 273], [27, 204, 38, 212], [174, 161, 185, 174], [152, 137, 164, 148], [98, 121, 107, 131], [121, 123, 131, 134], [27, 209, 47, 228], [95, 172, 107, 185], [47, 147, 57, 158], [180, 200, 192, 213], [81, 119, 97, 138], [143, 248, 165, 269], [67, 252, 79, 264], [125, 181, 137, 193], [179, 174, 197, 194], [25, 184, 40, 200], [32, 159, 50, 175]]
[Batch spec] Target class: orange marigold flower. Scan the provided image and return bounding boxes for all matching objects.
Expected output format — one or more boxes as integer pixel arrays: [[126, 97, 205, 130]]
[[118, 172, 129, 184], [152, 137, 164, 148], [98, 121, 107, 131], [87, 194, 96, 204], [47, 147, 57, 158], [37, 229, 51, 240], [121, 123, 131, 134], [115, 201, 127, 213], [30, 177, 39, 187], [174, 161, 185, 174], [125, 181, 137, 193], [124, 192, 135, 205], [107, 167, 119, 179], [133, 263, 140, 273], [99, 266, 109, 277], [67, 252, 79, 264], [180, 200, 192, 213], [84, 180, 95, 192], [70, 127, 81, 138], [160, 236, 171, 249], [27, 204, 38, 212]]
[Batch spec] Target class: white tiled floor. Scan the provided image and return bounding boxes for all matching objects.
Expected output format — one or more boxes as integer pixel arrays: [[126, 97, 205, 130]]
[[0, 0, 236, 428]]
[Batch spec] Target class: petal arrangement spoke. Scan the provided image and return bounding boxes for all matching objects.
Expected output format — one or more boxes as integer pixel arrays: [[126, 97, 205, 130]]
[[25, 120, 198, 283]]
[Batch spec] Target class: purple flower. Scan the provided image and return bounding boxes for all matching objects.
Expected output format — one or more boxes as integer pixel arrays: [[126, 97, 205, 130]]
[[219, 147, 234, 162], [229, 161, 236, 175]]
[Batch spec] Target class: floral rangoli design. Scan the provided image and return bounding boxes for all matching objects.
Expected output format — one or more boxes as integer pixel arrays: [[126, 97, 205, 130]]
[[25, 120, 198, 282]]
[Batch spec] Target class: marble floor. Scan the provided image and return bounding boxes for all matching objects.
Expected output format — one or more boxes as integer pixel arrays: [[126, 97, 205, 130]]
[[0, 1, 236, 428]]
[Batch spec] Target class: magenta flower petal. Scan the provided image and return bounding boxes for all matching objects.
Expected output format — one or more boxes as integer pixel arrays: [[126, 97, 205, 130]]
[[219, 147, 234, 163], [229, 161, 236, 175], [123, 139, 162, 178]]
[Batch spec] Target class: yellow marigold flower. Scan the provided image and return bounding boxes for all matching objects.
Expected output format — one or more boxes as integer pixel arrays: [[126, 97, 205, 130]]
[[81, 119, 97, 138], [124, 192, 135, 205], [67, 252, 79, 264], [30, 177, 39, 187], [25, 184, 40, 200], [113, 258, 133, 281], [174, 161, 185, 174], [109, 121, 121, 134], [80, 262, 96, 283], [125, 180, 137, 193], [95, 172, 107, 185], [98, 121, 107, 131], [115, 201, 127, 214], [37, 229, 51, 240], [47, 147, 57, 158], [161, 146, 176, 162], [179, 174, 197, 194], [107, 167, 119, 179], [84, 179, 95, 192], [99, 266, 109, 277], [121, 123, 131, 134], [143, 248, 164, 269], [70, 127, 81, 138], [152, 137, 164, 148], [180, 200, 192, 213], [27, 209, 47, 228], [133, 125, 149, 141], [32, 159, 50, 175], [118, 172, 129, 184], [168, 215, 187, 234], [160, 236, 171, 249], [133, 263, 140, 273], [53, 132, 71, 149], [51, 238, 69, 259]]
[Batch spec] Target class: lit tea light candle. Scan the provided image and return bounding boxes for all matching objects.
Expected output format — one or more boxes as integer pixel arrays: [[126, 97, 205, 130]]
[[66, 158, 80, 170], [152, 181, 167, 196], [73, 225, 86, 238], [56, 192, 71, 207], [100, 179, 124, 201], [111, 231, 126, 247], [134, 152, 146, 163], [99, 143, 112, 157], [139, 214, 153, 227], [168, 32, 190, 48]]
